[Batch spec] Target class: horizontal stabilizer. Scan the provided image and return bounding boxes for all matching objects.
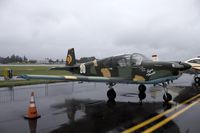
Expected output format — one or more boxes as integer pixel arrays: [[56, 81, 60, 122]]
[[50, 66, 79, 71]]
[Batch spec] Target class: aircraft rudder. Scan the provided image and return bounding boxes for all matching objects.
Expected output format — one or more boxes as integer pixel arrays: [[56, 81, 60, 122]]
[[66, 48, 76, 66]]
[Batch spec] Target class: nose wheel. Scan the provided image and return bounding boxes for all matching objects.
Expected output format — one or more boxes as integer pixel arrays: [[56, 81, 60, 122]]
[[163, 93, 172, 103], [162, 83, 172, 103], [107, 83, 117, 101]]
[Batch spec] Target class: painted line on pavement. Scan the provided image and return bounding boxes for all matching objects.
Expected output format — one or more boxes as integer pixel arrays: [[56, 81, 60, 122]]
[[122, 93, 200, 133], [143, 98, 200, 133]]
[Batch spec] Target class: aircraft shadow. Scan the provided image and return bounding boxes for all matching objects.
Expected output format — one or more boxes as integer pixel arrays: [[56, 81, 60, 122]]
[[50, 99, 180, 133]]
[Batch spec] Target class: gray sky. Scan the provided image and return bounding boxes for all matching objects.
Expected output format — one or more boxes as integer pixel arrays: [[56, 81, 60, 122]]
[[0, 0, 200, 61]]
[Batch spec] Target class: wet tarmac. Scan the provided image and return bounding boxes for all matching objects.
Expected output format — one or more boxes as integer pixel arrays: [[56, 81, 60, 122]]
[[0, 74, 200, 133]]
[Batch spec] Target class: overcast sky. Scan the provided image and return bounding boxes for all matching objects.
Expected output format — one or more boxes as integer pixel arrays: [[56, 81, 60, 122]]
[[0, 0, 200, 61]]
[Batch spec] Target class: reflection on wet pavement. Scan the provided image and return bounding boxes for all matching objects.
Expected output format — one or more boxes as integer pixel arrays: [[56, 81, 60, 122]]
[[0, 74, 199, 133]]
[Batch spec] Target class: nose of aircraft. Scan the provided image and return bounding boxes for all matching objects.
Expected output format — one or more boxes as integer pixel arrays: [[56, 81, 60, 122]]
[[172, 62, 191, 71], [181, 62, 191, 70]]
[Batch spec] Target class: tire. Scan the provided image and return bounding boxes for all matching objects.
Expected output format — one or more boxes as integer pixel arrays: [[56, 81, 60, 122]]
[[163, 93, 172, 102], [138, 84, 146, 92], [107, 89, 116, 100]]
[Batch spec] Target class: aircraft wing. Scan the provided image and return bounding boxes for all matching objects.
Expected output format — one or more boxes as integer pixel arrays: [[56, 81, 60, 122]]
[[18, 74, 128, 83], [18, 74, 180, 85]]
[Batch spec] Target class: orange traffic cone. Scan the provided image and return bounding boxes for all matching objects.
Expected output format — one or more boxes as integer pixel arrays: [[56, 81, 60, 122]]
[[24, 92, 41, 119]]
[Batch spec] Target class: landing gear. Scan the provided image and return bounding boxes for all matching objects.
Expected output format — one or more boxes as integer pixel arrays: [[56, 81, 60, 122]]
[[163, 93, 172, 103], [138, 84, 146, 92], [138, 84, 146, 103], [107, 83, 116, 101], [162, 83, 172, 103]]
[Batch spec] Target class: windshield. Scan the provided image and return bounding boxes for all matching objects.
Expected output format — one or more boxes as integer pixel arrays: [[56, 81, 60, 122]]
[[131, 53, 150, 66]]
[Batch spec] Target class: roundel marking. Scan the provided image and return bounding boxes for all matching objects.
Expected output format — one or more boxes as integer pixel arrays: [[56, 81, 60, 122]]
[[66, 55, 72, 64]]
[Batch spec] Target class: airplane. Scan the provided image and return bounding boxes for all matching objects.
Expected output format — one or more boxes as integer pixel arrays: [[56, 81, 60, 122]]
[[18, 48, 191, 103], [185, 56, 200, 86]]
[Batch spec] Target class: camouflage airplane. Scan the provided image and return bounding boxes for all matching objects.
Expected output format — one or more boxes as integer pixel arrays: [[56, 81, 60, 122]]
[[185, 56, 200, 86], [19, 48, 191, 102]]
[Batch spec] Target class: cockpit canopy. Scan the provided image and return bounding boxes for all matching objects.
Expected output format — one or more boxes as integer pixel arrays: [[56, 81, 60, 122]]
[[117, 53, 150, 67], [102, 53, 150, 68], [104, 53, 150, 67]]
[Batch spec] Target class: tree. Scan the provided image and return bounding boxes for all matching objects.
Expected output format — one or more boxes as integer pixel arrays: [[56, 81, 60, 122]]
[[23, 56, 28, 62], [29, 60, 37, 64], [49, 59, 54, 64], [0, 55, 29, 64]]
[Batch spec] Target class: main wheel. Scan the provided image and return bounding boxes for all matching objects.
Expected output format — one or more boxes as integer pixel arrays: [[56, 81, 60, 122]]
[[194, 77, 200, 83], [163, 93, 172, 102], [107, 89, 116, 100], [138, 84, 146, 92]]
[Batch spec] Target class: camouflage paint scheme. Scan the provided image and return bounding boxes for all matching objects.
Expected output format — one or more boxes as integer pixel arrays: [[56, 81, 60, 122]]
[[19, 48, 191, 85]]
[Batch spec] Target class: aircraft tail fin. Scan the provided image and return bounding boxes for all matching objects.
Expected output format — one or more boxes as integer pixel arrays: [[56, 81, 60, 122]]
[[66, 48, 76, 66]]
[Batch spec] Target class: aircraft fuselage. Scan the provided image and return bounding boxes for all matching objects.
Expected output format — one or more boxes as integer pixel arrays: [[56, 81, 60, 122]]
[[70, 54, 190, 84]]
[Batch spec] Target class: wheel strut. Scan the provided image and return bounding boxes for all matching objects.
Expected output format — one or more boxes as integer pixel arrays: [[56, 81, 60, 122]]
[[107, 83, 116, 101], [138, 84, 147, 103], [162, 83, 172, 102]]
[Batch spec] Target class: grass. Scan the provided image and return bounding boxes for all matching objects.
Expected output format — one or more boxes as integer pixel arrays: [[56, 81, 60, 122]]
[[0, 65, 70, 76], [0, 80, 62, 87], [0, 65, 71, 87]]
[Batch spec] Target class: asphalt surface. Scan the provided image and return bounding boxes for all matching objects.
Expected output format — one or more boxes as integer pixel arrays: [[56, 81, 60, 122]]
[[0, 74, 200, 133]]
